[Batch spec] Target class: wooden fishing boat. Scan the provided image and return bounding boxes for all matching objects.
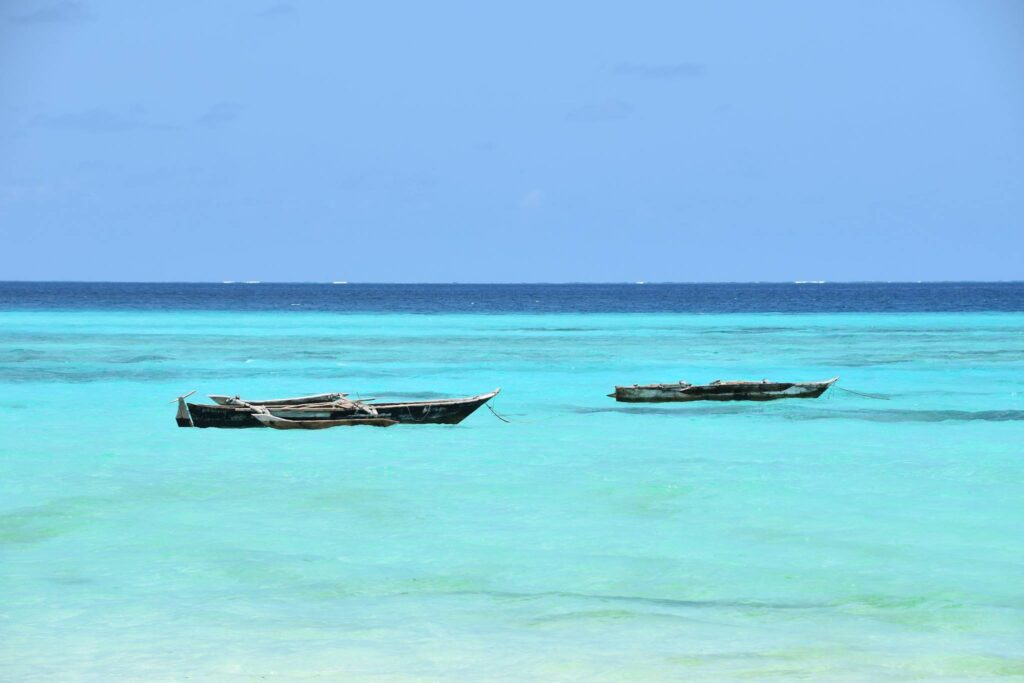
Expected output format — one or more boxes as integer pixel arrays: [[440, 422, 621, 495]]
[[176, 389, 501, 428], [610, 377, 838, 403]]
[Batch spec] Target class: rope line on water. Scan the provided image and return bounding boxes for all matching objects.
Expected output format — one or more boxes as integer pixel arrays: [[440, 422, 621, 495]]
[[486, 403, 513, 423], [485, 401, 564, 424], [836, 386, 890, 400]]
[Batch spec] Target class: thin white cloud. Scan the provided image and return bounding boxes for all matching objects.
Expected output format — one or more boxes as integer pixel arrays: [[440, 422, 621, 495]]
[[520, 189, 544, 209], [613, 62, 705, 80], [566, 99, 632, 123], [197, 103, 242, 128], [9, 1, 92, 25], [33, 108, 137, 132], [256, 3, 295, 18]]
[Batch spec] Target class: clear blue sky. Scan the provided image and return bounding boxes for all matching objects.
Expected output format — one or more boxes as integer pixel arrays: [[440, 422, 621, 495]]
[[1, 0, 1022, 282]]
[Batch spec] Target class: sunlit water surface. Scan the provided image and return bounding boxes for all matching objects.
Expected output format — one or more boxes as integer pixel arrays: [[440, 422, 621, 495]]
[[1, 284, 1022, 680]]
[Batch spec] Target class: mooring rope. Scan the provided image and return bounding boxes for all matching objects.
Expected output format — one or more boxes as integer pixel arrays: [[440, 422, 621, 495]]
[[486, 403, 513, 423], [485, 402, 570, 424], [836, 386, 890, 400]]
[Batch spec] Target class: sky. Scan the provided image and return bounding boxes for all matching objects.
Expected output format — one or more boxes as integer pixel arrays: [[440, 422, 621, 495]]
[[1, 0, 1022, 282]]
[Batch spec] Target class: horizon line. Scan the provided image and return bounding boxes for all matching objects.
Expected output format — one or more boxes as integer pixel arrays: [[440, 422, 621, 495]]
[[1, 280, 1022, 285]]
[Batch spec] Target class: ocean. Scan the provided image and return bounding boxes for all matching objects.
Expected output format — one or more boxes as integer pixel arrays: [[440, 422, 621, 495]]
[[1, 282, 1022, 681]]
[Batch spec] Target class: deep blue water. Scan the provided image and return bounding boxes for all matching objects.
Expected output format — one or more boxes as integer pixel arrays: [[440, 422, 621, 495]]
[[0, 281, 1021, 313]]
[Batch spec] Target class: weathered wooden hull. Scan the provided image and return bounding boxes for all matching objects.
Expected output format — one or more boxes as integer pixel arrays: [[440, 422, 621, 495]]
[[612, 378, 837, 403], [209, 392, 345, 406], [251, 415, 397, 429], [177, 390, 500, 428]]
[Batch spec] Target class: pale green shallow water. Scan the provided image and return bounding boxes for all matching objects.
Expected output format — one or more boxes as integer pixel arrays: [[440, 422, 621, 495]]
[[1, 311, 1023, 681]]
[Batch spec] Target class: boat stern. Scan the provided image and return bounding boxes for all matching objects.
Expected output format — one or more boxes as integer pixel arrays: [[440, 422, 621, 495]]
[[175, 394, 195, 427]]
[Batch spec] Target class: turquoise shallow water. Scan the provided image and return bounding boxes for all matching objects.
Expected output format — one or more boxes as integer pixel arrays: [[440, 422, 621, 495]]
[[2, 310, 1023, 680]]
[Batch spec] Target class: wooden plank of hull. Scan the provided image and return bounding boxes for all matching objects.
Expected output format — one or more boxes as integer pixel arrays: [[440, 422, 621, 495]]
[[209, 393, 345, 406], [612, 378, 837, 403], [373, 390, 501, 425], [177, 390, 501, 428], [252, 414, 397, 429]]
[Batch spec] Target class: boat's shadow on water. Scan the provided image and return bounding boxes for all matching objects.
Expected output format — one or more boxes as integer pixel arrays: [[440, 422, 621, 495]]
[[572, 405, 1024, 423]]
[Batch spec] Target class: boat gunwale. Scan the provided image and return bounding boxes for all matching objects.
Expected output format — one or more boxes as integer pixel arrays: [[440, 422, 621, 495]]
[[614, 377, 838, 392], [366, 389, 500, 409], [209, 392, 346, 406], [188, 389, 501, 413]]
